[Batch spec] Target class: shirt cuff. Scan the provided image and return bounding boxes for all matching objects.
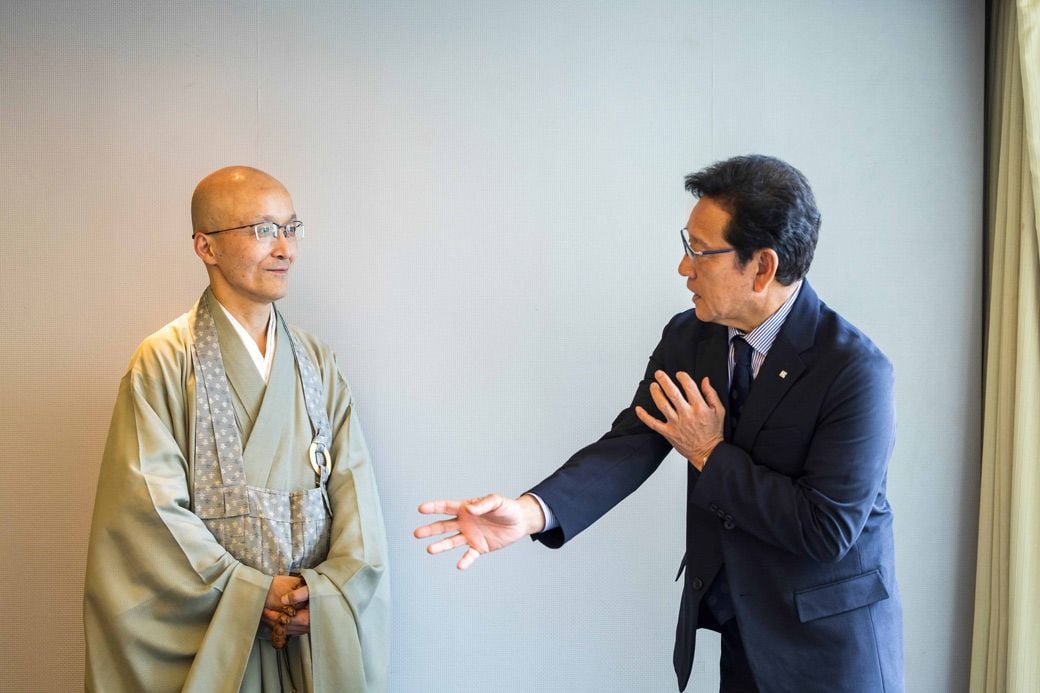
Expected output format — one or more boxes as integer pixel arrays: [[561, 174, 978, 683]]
[[526, 492, 558, 532]]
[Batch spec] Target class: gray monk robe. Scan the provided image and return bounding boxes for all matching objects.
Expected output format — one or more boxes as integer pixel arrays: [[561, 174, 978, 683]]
[[84, 290, 389, 692]]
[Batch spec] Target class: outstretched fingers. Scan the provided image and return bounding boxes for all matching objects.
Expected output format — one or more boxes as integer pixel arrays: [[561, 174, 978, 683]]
[[414, 499, 465, 539], [457, 547, 481, 571], [426, 533, 470, 555], [413, 519, 459, 539], [417, 499, 462, 516]]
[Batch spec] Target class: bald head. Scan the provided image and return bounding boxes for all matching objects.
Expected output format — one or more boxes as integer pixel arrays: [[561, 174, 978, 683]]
[[191, 166, 293, 236]]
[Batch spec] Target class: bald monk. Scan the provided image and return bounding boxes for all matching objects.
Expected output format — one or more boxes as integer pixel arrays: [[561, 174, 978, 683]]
[[84, 167, 389, 692]]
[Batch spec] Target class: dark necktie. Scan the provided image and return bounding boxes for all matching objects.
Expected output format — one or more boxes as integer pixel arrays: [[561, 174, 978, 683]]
[[703, 336, 756, 627], [727, 336, 754, 439]]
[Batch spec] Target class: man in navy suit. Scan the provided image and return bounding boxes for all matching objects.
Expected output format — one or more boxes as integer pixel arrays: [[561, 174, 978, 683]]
[[415, 155, 902, 692]]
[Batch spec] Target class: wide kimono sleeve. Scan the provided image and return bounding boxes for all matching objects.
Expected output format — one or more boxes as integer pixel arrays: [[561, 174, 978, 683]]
[[297, 347, 390, 693], [83, 338, 273, 693]]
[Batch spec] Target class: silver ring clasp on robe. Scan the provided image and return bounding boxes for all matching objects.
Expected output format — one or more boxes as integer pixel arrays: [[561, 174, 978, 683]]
[[309, 441, 331, 479], [309, 441, 334, 516]]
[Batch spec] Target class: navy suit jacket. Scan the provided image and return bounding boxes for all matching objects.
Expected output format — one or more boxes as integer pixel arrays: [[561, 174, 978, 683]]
[[529, 281, 903, 692]]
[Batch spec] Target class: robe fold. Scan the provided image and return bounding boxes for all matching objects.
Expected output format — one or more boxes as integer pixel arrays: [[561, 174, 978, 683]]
[[85, 294, 389, 692]]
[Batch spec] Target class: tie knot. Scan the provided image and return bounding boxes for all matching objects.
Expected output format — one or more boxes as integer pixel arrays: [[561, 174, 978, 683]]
[[732, 336, 753, 368]]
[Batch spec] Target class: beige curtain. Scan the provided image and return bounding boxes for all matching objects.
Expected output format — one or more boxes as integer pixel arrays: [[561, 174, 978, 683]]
[[970, 1, 1040, 691]]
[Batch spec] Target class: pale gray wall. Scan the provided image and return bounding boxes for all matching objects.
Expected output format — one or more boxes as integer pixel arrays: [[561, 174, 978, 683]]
[[0, 1, 982, 691]]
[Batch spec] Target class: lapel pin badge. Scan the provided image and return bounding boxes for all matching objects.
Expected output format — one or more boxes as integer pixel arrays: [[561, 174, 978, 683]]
[[779, 370, 788, 379]]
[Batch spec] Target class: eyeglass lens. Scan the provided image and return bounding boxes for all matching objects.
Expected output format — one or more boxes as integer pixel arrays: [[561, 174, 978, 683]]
[[255, 222, 305, 240], [680, 227, 694, 255]]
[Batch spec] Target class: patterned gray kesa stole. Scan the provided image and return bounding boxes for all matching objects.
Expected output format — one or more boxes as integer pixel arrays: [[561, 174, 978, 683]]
[[189, 289, 332, 576]]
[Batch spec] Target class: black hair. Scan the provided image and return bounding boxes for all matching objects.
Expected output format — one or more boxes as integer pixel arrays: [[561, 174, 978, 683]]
[[684, 154, 820, 284]]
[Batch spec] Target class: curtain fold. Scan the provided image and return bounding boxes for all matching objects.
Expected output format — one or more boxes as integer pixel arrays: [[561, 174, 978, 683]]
[[970, 1, 1040, 691]]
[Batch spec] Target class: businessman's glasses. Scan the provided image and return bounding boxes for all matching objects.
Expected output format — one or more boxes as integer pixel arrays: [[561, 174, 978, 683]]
[[681, 227, 735, 261]]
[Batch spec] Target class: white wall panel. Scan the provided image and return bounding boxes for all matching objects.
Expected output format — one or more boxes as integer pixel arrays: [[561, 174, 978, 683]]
[[0, 1, 982, 690]]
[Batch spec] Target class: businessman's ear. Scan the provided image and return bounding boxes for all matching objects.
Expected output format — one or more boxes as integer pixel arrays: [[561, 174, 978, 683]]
[[752, 248, 779, 293]]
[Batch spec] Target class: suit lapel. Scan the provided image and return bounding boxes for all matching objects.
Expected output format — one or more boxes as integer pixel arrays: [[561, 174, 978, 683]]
[[733, 335, 805, 448], [733, 280, 821, 449]]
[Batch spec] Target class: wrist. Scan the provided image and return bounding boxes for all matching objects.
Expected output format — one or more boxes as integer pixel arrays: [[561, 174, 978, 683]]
[[692, 437, 723, 471], [518, 493, 547, 535]]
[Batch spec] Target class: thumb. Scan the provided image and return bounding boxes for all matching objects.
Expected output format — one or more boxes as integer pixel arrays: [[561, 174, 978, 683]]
[[281, 585, 309, 606], [467, 494, 500, 516]]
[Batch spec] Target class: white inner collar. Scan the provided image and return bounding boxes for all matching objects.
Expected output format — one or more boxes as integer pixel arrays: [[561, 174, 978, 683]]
[[215, 301, 277, 384]]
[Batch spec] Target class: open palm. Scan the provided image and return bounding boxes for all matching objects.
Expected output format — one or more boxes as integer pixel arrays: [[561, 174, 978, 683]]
[[414, 494, 538, 570]]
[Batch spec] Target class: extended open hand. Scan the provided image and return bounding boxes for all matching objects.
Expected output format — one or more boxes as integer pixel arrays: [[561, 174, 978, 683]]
[[414, 493, 546, 570]]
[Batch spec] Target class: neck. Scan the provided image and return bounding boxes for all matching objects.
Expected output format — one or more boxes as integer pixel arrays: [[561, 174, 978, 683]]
[[737, 280, 800, 333], [209, 285, 272, 350]]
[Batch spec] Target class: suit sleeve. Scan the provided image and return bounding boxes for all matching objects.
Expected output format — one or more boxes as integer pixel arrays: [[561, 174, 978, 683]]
[[690, 352, 896, 563], [529, 318, 678, 548]]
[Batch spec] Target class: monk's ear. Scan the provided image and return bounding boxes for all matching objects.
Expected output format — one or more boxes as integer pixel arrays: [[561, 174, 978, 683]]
[[752, 248, 779, 293], [194, 233, 218, 266]]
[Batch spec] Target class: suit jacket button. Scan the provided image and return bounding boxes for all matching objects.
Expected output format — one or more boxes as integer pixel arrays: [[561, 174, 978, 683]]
[[723, 519, 735, 530], [716, 509, 726, 518], [709, 503, 718, 513], [691, 576, 704, 590]]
